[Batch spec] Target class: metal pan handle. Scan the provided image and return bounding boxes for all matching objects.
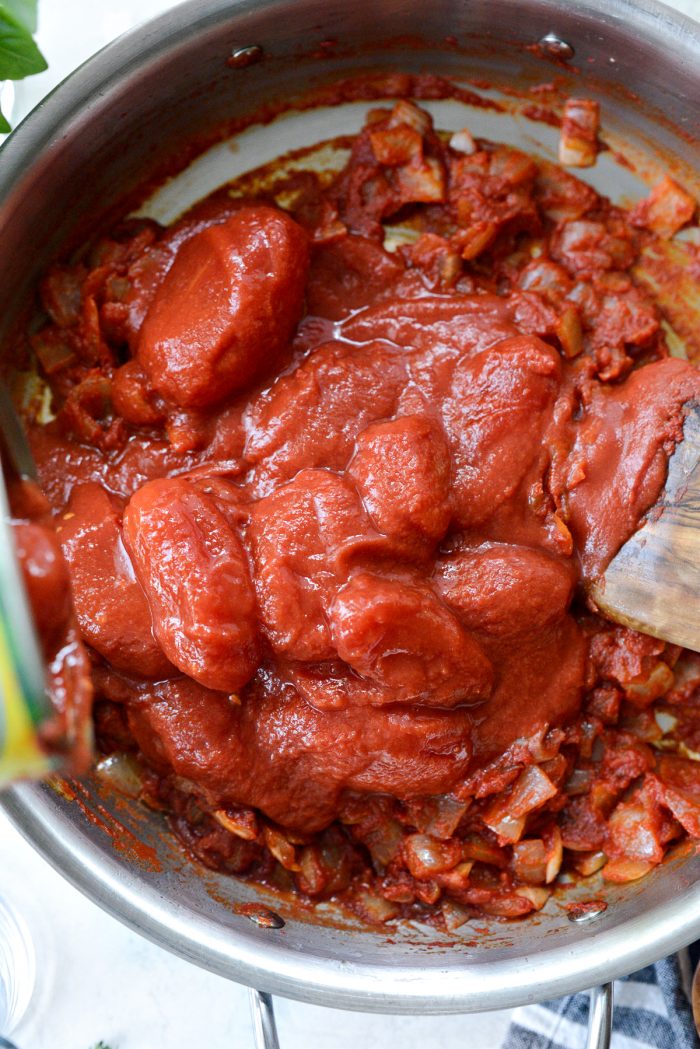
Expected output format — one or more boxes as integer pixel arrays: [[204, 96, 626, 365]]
[[249, 983, 614, 1048], [587, 983, 613, 1049], [249, 988, 280, 1049]]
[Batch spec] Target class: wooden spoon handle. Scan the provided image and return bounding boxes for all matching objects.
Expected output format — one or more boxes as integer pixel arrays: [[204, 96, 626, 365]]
[[591, 403, 700, 652]]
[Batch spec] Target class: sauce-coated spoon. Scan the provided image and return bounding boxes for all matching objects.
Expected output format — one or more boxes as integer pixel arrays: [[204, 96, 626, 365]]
[[590, 404, 700, 650]]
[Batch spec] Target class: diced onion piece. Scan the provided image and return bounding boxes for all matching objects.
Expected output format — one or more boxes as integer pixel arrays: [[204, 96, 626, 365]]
[[441, 898, 471, 932], [512, 839, 547, 884], [479, 893, 535, 917], [460, 834, 509, 867], [518, 259, 572, 299], [264, 825, 300, 871], [622, 709, 662, 743], [458, 220, 498, 261], [564, 768, 593, 796], [381, 882, 415, 904], [370, 125, 423, 167], [213, 807, 259, 840], [296, 846, 326, 895], [658, 781, 700, 835], [670, 652, 700, 694], [383, 224, 423, 251], [607, 796, 665, 863], [404, 833, 463, 879], [544, 826, 563, 883], [388, 99, 433, 135], [508, 765, 559, 818], [311, 217, 347, 246], [33, 331, 77, 375], [525, 727, 565, 763], [602, 857, 655, 883], [396, 156, 446, 204], [571, 850, 607, 876], [450, 128, 477, 155], [483, 812, 526, 844], [551, 512, 574, 556], [490, 147, 537, 185], [354, 889, 401, 924], [678, 742, 700, 762], [482, 766, 558, 843], [96, 752, 145, 799], [415, 880, 442, 905], [555, 304, 583, 358], [559, 98, 600, 168], [364, 818, 404, 868], [438, 860, 474, 894], [514, 885, 551, 911], [625, 661, 675, 707], [418, 795, 470, 839], [632, 175, 696, 239]]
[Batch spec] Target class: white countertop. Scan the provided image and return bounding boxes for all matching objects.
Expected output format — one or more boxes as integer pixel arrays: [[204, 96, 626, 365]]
[[3, 1, 699, 1046]]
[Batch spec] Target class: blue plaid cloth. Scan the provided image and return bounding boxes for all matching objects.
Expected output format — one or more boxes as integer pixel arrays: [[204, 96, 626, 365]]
[[503, 949, 699, 1048]]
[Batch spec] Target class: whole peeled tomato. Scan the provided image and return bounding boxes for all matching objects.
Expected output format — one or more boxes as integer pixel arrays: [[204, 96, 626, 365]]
[[137, 205, 309, 409], [123, 477, 260, 692]]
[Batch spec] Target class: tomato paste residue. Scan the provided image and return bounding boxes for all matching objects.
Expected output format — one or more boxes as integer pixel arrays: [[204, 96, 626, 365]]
[[12, 97, 700, 928]]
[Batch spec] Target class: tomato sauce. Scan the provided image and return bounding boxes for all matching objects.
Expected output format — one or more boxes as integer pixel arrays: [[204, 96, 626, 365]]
[[13, 98, 700, 925]]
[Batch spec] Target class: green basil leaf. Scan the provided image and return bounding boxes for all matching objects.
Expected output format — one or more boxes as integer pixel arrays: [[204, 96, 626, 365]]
[[0, 0, 37, 34], [0, 107, 10, 133], [0, 11, 46, 80]]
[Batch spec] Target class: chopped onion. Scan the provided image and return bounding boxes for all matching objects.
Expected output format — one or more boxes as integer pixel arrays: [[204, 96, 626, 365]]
[[440, 860, 474, 891], [558, 98, 599, 168], [564, 768, 592, 796], [479, 893, 535, 918], [555, 304, 583, 358], [353, 889, 400, 924], [514, 885, 550, 911], [296, 846, 326, 896], [415, 880, 442, 905], [213, 807, 258, 841], [96, 752, 144, 799], [512, 839, 547, 884], [460, 834, 508, 868], [669, 652, 700, 694], [388, 99, 432, 135], [450, 129, 477, 155], [404, 833, 462, 879], [364, 818, 404, 869], [264, 825, 300, 871], [409, 795, 469, 839], [483, 812, 525, 844], [631, 175, 696, 239], [544, 826, 563, 884], [383, 224, 423, 251], [441, 899, 471, 931], [370, 125, 423, 167], [508, 765, 559, 818], [571, 850, 607, 877], [396, 157, 446, 204], [602, 857, 655, 883], [625, 661, 675, 706], [457, 220, 497, 261]]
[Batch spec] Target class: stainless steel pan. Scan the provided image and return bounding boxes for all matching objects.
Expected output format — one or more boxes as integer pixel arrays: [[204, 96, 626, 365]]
[[1, 1, 700, 1045]]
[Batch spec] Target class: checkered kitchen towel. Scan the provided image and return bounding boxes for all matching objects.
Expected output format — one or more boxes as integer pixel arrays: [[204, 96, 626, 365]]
[[502, 948, 700, 1048]]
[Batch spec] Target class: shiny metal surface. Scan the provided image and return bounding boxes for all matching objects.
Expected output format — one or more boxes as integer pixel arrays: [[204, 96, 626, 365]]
[[249, 990, 280, 1049], [1, 0, 700, 1017], [587, 985, 613, 1049]]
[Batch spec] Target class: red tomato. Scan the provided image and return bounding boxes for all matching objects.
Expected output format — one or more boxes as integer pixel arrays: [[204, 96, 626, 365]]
[[138, 205, 309, 409]]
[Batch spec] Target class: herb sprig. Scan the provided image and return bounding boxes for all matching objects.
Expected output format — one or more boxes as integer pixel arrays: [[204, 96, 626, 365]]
[[0, 0, 46, 131]]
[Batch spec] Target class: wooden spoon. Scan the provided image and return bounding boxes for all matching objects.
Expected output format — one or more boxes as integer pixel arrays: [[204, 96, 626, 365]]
[[590, 404, 700, 650]]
